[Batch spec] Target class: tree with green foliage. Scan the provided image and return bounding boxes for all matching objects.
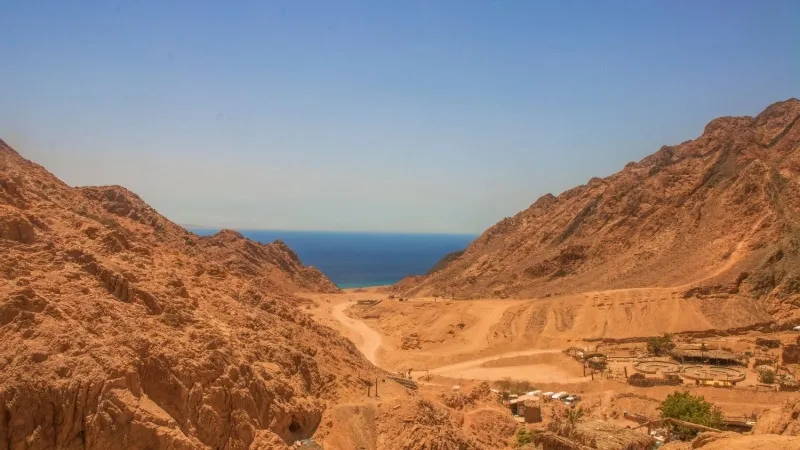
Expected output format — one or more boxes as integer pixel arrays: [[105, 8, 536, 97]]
[[647, 333, 676, 356], [660, 391, 723, 439]]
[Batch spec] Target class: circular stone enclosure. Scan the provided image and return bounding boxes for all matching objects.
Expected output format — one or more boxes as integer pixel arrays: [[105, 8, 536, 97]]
[[682, 365, 746, 382], [634, 361, 682, 375]]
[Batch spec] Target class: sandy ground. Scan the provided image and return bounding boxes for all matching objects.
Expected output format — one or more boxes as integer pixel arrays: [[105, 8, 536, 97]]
[[307, 286, 797, 424], [331, 301, 382, 364], [429, 349, 586, 383], [310, 287, 770, 371]]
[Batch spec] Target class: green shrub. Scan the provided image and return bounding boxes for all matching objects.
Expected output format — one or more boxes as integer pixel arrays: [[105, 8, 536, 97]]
[[661, 391, 723, 439], [515, 428, 534, 447], [758, 369, 776, 384]]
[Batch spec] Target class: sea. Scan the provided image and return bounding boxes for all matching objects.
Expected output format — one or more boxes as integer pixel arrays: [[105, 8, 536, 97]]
[[190, 229, 476, 289]]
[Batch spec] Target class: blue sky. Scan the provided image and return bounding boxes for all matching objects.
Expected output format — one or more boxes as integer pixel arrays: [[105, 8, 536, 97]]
[[1, 1, 798, 233]]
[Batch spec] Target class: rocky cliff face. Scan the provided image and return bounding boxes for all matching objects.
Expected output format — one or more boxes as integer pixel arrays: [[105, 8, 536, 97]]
[[753, 397, 800, 436], [399, 99, 800, 325], [425, 250, 465, 276], [0, 141, 377, 449]]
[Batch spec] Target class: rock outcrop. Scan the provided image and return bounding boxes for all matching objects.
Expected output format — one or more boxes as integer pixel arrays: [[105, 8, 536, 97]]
[[753, 397, 800, 436], [426, 250, 465, 275], [0, 140, 378, 449], [398, 99, 800, 325]]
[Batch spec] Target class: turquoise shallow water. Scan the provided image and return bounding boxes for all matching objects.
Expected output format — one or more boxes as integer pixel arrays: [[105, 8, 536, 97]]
[[191, 229, 475, 288], [336, 280, 398, 289]]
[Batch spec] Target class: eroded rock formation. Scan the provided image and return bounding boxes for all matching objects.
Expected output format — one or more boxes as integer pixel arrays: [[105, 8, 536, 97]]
[[0, 140, 377, 449]]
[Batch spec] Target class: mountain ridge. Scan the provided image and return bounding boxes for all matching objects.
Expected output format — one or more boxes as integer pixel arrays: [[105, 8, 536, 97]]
[[397, 98, 800, 326], [0, 140, 379, 449]]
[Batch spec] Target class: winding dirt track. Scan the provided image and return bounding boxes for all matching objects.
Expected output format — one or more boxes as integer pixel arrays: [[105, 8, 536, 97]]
[[332, 301, 382, 364], [332, 301, 590, 382], [428, 349, 590, 383]]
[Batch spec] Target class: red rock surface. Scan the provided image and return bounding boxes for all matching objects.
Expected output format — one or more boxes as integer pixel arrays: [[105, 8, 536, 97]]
[[0, 140, 379, 449], [753, 397, 800, 436], [399, 99, 800, 325]]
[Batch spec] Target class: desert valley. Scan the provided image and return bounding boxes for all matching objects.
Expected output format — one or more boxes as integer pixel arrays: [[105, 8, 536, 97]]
[[3, 99, 800, 450]]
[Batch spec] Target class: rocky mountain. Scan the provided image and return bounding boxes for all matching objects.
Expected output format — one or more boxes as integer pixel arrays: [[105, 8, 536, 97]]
[[398, 99, 800, 325], [0, 139, 380, 449], [426, 250, 465, 275]]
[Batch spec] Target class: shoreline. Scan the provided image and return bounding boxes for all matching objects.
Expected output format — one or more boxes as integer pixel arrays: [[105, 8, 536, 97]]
[[340, 283, 393, 291]]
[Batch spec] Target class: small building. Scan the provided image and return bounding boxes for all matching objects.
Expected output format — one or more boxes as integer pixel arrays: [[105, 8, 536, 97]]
[[506, 394, 543, 422], [696, 378, 737, 388], [521, 400, 542, 423]]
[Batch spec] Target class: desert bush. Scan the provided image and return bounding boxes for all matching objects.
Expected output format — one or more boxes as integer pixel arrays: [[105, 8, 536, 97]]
[[496, 377, 512, 392], [515, 379, 534, 393], [547, 406, 585, 439], [755, 337, 780, 349], [758, 368, 776, 384], [495, 378, 535, 395]]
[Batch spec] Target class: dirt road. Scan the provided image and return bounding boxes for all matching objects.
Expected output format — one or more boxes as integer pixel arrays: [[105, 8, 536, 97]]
[[332, 302, 590, 383], [332, 301, 382, 365], [429, 348, 589, 383], [327, 219, 765, 378]]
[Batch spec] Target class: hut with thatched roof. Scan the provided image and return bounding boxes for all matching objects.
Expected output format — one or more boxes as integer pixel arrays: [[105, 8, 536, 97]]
[[534, 420, 655, 450], [572, 420, 654, 450], [670, 348, 744, 366], [531, 431, 593, 450]]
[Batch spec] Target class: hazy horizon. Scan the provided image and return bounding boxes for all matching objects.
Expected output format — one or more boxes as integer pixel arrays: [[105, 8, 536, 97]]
[[186, 225, 477, 236], [2, 1, 798, 233]]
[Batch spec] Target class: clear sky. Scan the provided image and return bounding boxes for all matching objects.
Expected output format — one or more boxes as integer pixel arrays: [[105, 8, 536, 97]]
[[1, 1, 798, 233]]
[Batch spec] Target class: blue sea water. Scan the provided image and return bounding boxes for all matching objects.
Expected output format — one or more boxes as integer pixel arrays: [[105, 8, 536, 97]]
[[190, 229, 475, 289]]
